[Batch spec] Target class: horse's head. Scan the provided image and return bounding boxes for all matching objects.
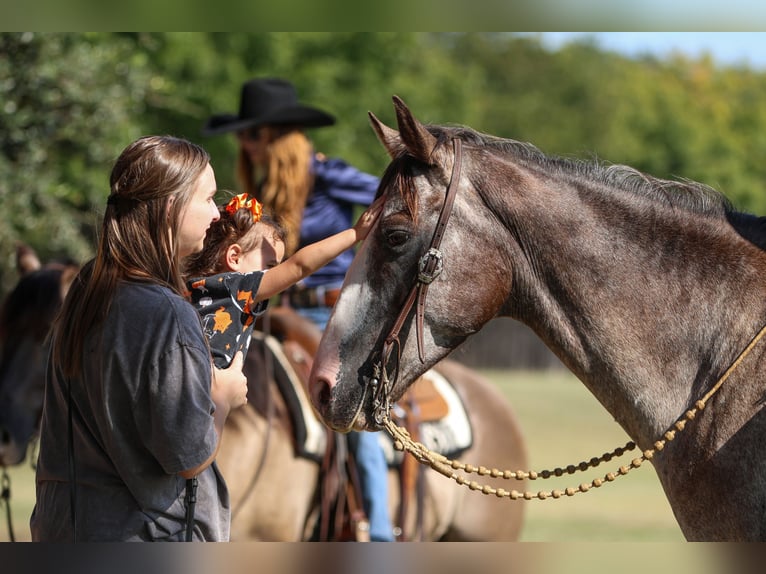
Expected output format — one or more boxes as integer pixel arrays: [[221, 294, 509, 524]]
[[0, 245, 78, 466], [309, 97, 511, 432]]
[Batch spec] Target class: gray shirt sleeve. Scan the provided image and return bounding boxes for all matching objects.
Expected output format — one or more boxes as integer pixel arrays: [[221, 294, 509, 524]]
[[129, 292, 218, 475], [135, 340, 218, 474]]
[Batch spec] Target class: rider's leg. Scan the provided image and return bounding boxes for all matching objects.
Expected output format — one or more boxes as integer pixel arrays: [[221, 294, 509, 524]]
[[347, 430, 395, 542]]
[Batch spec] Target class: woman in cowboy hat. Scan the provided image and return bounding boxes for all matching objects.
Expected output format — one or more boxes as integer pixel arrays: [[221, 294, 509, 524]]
[[202, 77, 395, 542]]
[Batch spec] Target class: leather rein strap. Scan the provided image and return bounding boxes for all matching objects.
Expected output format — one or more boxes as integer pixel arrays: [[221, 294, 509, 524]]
[[372, 138, 463, 425]]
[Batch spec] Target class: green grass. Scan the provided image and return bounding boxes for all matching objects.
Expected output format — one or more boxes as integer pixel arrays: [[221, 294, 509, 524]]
[[1, 462, 35, 542], [485, 369, 684, 542], [0, 369, 685, 543]]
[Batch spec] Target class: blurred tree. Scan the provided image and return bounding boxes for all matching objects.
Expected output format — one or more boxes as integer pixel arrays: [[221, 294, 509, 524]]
[[2, 31, 766, 311], [0, 32, 155, 295], [160, 32, 480, 189]]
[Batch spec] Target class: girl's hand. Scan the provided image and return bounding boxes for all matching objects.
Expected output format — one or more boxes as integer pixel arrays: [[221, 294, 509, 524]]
[[212, 351, 248, 411]]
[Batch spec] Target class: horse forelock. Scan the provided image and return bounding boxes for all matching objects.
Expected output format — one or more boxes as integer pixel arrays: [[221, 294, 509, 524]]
[[379, 126, 472, 224], [379, 154, 421, 224]]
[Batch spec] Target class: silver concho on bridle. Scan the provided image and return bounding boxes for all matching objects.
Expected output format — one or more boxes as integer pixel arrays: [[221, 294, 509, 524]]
[[418, 248, 443, 284]]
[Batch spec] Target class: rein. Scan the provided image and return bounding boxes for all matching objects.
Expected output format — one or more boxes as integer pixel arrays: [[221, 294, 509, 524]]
[[371, 138, 463, 426], [1, 467, 14, 541], [372, 136, 766, 500], [382, 321, 766, 500]]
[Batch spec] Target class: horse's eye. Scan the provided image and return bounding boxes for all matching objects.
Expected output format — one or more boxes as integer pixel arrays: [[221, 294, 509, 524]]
[[384, 229, 410, 248]]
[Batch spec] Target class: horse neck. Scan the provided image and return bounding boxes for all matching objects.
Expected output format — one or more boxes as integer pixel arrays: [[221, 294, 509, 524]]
[[494, 172, 766, 445]]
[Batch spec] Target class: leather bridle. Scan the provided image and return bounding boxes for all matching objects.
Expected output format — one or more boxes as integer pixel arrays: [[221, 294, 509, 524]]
[[370, 138, 463, 425]]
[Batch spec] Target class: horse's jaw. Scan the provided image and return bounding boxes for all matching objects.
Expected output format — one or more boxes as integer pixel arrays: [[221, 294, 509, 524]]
[[310, 342, 445, 432], [310, 318, 454, 432]]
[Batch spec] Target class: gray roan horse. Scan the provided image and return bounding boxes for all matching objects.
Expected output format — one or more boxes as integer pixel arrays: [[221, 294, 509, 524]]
[[309, 96, 766, 541], [0, 244, 527, 541]]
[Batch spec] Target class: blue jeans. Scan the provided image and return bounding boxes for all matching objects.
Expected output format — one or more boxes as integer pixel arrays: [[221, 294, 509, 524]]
[[297, 304, 395, 542], [347, 430, 394, 541]]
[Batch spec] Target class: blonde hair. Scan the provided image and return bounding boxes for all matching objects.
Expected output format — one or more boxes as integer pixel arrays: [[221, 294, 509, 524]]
[[52, 135, 211, 377], [237, 127, 313, 255]]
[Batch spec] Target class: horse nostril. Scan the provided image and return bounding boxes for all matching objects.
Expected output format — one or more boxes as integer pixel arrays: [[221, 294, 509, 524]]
[[310, 377, 332, 413]]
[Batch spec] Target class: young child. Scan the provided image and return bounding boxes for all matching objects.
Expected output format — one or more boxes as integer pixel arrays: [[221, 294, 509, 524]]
[[184, 192, 382, 368]]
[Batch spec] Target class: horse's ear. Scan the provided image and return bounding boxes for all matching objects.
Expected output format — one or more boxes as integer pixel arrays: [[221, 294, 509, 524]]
[[16, 243, 41, 276], [392, 95, 438, 164], [368, 111, 401, 159]]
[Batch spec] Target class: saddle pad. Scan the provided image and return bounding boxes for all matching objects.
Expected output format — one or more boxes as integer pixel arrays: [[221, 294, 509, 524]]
[[379, 368, 473, 466], [256, 332, 328, 461]]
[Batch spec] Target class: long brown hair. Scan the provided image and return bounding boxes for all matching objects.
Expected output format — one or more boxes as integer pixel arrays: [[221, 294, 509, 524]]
[[237, 127, 313, 255], [52, 135, 211, 378]]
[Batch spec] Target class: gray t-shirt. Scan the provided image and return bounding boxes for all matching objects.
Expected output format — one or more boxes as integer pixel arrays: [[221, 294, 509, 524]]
[[31, 282, 229, 541]]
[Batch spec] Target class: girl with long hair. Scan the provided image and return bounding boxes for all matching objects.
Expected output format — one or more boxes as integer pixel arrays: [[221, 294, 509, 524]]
[[31, 135, 248, 541]]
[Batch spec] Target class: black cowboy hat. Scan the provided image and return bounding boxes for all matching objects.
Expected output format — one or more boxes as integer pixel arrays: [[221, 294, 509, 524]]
[[202, 77, 336, 136]]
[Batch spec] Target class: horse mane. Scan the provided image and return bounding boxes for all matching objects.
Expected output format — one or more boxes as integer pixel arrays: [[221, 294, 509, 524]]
[[434, 124, 736, 218], [380, 123, 766, 249]]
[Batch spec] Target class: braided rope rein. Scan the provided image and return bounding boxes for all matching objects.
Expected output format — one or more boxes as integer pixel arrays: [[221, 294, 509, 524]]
[[382, 322, 766, 501]]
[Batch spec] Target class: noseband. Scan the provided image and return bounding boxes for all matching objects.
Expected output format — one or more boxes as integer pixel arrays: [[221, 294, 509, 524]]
[[370, 138, 463, 425]]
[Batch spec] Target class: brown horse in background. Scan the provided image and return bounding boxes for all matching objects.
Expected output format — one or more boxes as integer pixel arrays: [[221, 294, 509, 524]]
[[0, 246, 78, 467], [0, 244, 528, 541]]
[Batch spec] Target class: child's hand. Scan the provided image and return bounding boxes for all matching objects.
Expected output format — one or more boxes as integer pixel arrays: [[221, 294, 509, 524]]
[[212, 351, 248, 411], [354, 195, 385, 239]]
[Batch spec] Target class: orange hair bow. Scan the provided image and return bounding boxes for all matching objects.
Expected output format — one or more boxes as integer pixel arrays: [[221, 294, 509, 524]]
[[225, 193, 263, 222]]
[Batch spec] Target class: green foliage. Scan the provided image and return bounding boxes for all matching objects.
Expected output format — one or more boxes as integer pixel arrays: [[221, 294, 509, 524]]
[[2, 32, 766, 299], [0, 32, 154, 293]]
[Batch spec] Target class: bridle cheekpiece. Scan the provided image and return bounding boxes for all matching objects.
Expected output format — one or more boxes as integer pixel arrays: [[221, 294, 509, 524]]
[[370, 138, 463, 425]]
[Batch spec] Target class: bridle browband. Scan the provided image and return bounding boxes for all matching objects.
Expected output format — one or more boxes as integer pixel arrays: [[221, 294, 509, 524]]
[[370, 138, 463, 425]]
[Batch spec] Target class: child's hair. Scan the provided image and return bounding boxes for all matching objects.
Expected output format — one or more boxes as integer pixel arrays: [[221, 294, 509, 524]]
[[184, 197, 286, 278]]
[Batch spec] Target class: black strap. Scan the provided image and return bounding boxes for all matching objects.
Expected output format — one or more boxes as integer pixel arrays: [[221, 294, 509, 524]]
[[184, 477, 198, 541], [67, 377, 78, 542], [1, 468, 15, 542], [67, 372, 198, 542]]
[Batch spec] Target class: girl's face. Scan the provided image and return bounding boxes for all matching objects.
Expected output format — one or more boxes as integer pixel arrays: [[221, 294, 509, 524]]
[[238, 227, 286, 273], [177, 163, 220, 258]]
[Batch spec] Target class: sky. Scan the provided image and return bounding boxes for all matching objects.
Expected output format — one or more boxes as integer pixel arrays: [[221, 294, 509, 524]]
[[527, 32, 766, 70]]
